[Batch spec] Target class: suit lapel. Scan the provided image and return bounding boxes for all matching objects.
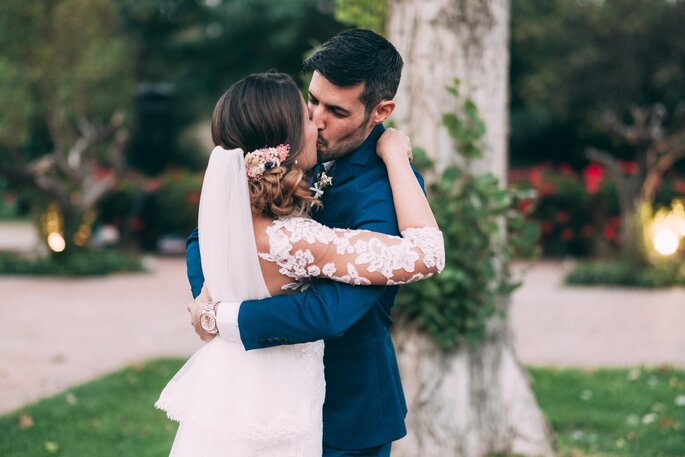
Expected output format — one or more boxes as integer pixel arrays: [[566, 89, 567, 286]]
[[313, 124, 386, 225]]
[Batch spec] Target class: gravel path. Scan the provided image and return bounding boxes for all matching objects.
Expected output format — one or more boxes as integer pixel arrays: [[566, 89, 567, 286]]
[[0, 253, 684, 415], [0, 257, 201, 415], [510, 261, 685, 368]]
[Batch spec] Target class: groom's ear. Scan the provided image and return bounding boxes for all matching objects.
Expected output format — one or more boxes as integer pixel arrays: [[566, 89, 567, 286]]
[[370, 100, 396, 125]]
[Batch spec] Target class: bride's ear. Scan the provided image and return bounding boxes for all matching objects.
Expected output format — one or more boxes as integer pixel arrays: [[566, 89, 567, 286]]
[[370, 100, 396, 125]]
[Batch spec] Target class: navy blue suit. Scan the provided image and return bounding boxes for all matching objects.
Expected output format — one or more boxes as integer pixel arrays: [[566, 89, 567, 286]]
[[186, 124, 425, 454]]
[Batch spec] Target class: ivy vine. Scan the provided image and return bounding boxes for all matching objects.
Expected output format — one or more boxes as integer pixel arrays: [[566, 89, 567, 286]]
[[395, 82, 540, 348]]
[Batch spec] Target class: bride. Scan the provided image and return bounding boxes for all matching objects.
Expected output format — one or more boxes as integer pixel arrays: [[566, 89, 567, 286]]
[[155, 72, 444, 456]]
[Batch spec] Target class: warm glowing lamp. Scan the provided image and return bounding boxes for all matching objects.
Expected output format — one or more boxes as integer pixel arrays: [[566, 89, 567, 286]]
[[652, 228, 679, 256], [47, 232, 66, 253]]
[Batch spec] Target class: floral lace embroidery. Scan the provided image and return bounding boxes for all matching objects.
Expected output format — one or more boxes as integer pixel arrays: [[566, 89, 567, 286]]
[[258, 217, 445, 290]]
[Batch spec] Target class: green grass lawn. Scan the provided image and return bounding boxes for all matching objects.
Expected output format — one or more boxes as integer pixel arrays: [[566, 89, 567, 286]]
[[529, 366, 685, 457], [1, 360, 684, 456]]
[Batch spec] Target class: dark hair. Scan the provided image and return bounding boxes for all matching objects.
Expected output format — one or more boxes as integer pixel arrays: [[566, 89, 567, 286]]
[[211, 72, 320, 217], [303, 28, 403, 113]]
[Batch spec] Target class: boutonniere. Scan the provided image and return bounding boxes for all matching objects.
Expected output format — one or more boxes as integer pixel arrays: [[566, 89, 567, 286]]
[[310, 170, 333, 198]]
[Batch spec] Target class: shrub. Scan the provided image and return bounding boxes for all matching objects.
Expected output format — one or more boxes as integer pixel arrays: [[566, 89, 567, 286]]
[[97, 169, 203, 251], [0, 250, 144, 276], [566, 259, 685, 288], [508, 164, 684, 258], [395, 83, 540, 348]]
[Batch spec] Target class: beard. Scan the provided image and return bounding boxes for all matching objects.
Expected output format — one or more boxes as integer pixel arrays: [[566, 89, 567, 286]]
[[316, 114, 372, 162]]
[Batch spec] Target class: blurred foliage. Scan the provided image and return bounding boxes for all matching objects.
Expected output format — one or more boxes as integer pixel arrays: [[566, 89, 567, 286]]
[[0, 0, 346, 260], [119, 0, 344, 165], [395, 83, 540, 349], [98, 169, 202, 251], [509, 164, 684, 258], [0, 0, 136, 257], [0, 0, 135, 158], [510, 0, 685, 168], [566, 258, 685, 288], [0, 250, 143, 276], [334, 0, 386, 33]]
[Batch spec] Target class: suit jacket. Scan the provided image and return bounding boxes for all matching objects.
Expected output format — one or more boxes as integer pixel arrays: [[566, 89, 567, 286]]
[[185, 124, 425, 449]]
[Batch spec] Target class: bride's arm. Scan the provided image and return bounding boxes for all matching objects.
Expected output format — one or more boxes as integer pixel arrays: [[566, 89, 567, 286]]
[[376, 128, 439, 231], [260, 130, 443, 287], [260, 220, 444, 286]]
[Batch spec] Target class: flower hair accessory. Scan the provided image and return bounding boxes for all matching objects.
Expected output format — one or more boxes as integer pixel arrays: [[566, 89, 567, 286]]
[[244, 144, 290, 180]]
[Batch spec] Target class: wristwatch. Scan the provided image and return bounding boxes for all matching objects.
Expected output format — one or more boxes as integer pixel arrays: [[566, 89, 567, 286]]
[[199, 301, 219, 335]]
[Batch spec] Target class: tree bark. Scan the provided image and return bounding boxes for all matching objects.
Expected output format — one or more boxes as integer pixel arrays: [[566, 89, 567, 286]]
[[387, 0, 555, 455], [388, 0, 508, 178]]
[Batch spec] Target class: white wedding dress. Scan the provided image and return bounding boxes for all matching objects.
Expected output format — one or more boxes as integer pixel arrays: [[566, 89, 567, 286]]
[[155, 146, 444, 457]]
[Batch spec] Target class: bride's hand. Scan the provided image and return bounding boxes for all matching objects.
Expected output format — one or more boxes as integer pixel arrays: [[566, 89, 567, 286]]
[[188, 283, 216, 342], [377, 128, 413, 163]]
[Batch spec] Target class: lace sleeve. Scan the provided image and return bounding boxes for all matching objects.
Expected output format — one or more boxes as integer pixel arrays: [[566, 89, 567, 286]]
[[259, 217, 445, 290]]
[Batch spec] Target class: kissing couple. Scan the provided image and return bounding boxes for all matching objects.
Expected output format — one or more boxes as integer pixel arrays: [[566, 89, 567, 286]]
[[155, 28, 445, 457]]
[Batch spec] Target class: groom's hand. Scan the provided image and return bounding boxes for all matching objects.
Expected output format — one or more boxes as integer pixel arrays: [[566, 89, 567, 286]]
[[187, 284, 216, 342]]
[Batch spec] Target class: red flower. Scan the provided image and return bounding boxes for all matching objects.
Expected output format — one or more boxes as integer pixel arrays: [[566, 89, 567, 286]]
[[185, 191, 201, 205], [4, 192, 16, 204], [528, 167, 543, 188], [675, 179, 685, 194], [608, 216, 621, 228], [516, 165, 558, 196], [603, 225, 618, 241], [93, 165, 114, 180], [556, 211, 570, 224], [507, 169, 527, 183], [558, 163, 575, 176], [538, 182, 557, 196], [130, 217, 144, 232], [145, 178, 162, 192], [540, 220, 555, 235], [618, 160, 638, 175], [517, 199, 534, 213], [581, 225, 594, 238], [561, 228, 575, 240], [583, 163, 604, 194]]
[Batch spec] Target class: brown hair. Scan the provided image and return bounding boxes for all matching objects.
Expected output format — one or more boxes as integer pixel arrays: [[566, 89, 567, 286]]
[[211, 72, 320, 217]]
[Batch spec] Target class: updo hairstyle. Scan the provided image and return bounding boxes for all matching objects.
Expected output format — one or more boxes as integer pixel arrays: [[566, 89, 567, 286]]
[[211, 72, 319, 217]]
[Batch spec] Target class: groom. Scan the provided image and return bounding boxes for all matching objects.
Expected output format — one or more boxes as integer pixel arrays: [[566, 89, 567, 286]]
[[187, 29, 424, 457]]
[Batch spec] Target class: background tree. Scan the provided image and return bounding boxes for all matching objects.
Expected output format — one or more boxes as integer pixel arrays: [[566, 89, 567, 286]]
[[0, 0, 345, 257], [118, 0, 345, 173], [385, 0, 554, 455], [0, 0, 134, 256], [509, 0, 685, 169], [586, 103, 685, 262], [510, 0, 685, 268]]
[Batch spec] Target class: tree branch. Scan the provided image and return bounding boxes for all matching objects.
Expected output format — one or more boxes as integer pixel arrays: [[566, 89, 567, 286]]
[[586, 147, 622, 178], [642, 142, 685, 203]]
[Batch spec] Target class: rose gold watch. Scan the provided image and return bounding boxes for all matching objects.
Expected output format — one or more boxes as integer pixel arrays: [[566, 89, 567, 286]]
[[199, 301, 219, 335]]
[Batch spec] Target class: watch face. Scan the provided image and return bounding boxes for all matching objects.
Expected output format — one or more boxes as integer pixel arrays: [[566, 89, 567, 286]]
[[200, 313, 216, 332]]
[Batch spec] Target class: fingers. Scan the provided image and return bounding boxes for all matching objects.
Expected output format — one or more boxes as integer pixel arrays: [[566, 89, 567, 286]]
[[193, 324, 215, 342], [187, 295, 215, 342]]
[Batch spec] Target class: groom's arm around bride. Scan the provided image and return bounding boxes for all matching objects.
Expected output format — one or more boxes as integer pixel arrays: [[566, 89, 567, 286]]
[[186, 28, 429, 457]]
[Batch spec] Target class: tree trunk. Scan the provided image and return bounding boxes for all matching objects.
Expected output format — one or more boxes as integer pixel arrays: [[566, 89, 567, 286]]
[[387, 0, 555, 455], [393, 315, 554, 457], [388, 0, 508, 178]]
